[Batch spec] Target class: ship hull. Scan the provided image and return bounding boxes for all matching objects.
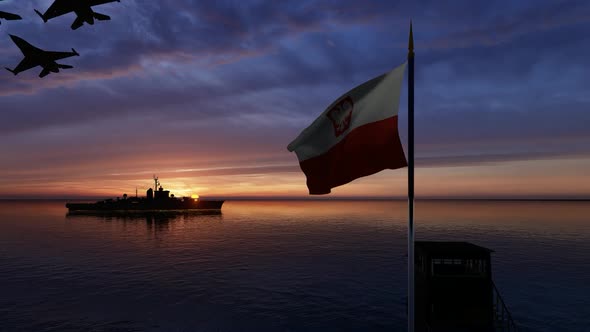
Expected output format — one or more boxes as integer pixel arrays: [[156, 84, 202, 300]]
[[66, 200, 224, 211]]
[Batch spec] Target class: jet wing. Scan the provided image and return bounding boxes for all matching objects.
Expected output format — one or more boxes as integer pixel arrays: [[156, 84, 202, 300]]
[[9, 35, 41, 55], [46, 50, 78, 60], [0, 11, 22, 20], [42, 0, 74, 20], [12, 57, 37, 74], [89, 0, 120, 6]]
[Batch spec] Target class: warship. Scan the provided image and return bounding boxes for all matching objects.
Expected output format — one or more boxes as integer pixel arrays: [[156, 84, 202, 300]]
[[65, 176, 224, 211]]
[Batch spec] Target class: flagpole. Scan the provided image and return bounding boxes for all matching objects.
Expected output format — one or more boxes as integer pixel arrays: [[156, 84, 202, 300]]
[[407, 21, 415, 332]]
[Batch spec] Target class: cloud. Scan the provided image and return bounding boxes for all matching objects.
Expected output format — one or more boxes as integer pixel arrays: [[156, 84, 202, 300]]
[[0, 0, 589, 197]]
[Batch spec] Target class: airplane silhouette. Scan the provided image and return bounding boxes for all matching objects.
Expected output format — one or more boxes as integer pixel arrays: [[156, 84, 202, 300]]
[[5, 35, 79, 78], [0, 11, 22, 24], [35, 0, 121, 30]]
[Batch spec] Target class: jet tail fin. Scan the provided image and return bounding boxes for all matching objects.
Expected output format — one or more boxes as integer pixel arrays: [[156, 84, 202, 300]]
[[72, 48, 79, 56], [93, 12, 111, 21], [5, 67, 16, 75], [34, 9, 47, 22]]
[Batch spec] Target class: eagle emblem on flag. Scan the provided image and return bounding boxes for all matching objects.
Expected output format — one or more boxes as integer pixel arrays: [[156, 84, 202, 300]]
[[327, 96, 354, 137]]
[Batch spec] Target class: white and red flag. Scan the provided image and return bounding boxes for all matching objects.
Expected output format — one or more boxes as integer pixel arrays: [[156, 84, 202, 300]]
[[287, 63, 408, 194]]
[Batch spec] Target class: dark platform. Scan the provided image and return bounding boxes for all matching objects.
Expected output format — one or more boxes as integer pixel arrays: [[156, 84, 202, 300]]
[[415, 241, 518, 332]]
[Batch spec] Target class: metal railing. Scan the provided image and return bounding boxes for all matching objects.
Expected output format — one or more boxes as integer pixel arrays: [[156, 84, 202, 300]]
[[492, 281, 519, 331]]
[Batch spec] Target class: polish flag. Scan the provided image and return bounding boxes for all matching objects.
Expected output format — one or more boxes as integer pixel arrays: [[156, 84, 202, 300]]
[[287, 63, 407, 194]]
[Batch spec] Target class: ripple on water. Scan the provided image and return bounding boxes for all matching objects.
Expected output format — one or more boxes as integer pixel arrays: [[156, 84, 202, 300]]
[[0, 200, 589, 331]]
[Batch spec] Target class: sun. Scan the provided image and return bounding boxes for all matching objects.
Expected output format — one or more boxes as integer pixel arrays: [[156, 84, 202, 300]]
[[191, 194, 199, 199]]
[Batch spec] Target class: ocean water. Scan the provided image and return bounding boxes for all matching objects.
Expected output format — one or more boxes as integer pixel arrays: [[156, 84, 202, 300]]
[[0, 200, 589, 332]]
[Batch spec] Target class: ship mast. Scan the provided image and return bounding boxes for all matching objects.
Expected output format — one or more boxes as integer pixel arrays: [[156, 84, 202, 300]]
[[154, 175, 160, 190]]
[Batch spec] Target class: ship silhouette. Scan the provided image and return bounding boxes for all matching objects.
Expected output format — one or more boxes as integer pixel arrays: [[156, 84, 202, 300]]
[[66, 176, 224, 211]]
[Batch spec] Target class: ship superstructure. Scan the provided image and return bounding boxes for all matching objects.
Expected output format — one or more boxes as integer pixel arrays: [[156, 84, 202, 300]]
[[66, 176, 223, 211]]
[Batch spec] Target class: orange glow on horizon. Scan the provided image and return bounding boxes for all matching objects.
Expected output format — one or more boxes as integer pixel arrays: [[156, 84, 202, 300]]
[[1, 156, 589, 199]]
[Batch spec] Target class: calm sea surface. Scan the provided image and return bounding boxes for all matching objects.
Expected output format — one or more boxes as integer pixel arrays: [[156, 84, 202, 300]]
[[0, 200, 589, 332]]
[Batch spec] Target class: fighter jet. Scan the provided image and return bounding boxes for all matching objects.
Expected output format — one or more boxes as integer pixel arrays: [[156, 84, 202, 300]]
[[5, 35, 79, 78], [0, 11, 22, 24], [35, 0, 121, 30]]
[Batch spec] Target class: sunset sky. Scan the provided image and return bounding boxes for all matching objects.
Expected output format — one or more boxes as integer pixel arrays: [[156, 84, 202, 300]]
[[0, 0, 589, 199]]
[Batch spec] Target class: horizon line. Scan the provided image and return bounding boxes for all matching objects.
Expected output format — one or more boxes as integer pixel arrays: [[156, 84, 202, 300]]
[[0, 197, 589, 202]]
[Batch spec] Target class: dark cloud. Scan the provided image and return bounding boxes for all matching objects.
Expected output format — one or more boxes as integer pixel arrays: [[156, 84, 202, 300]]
[[0, 0, 588, 196]]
